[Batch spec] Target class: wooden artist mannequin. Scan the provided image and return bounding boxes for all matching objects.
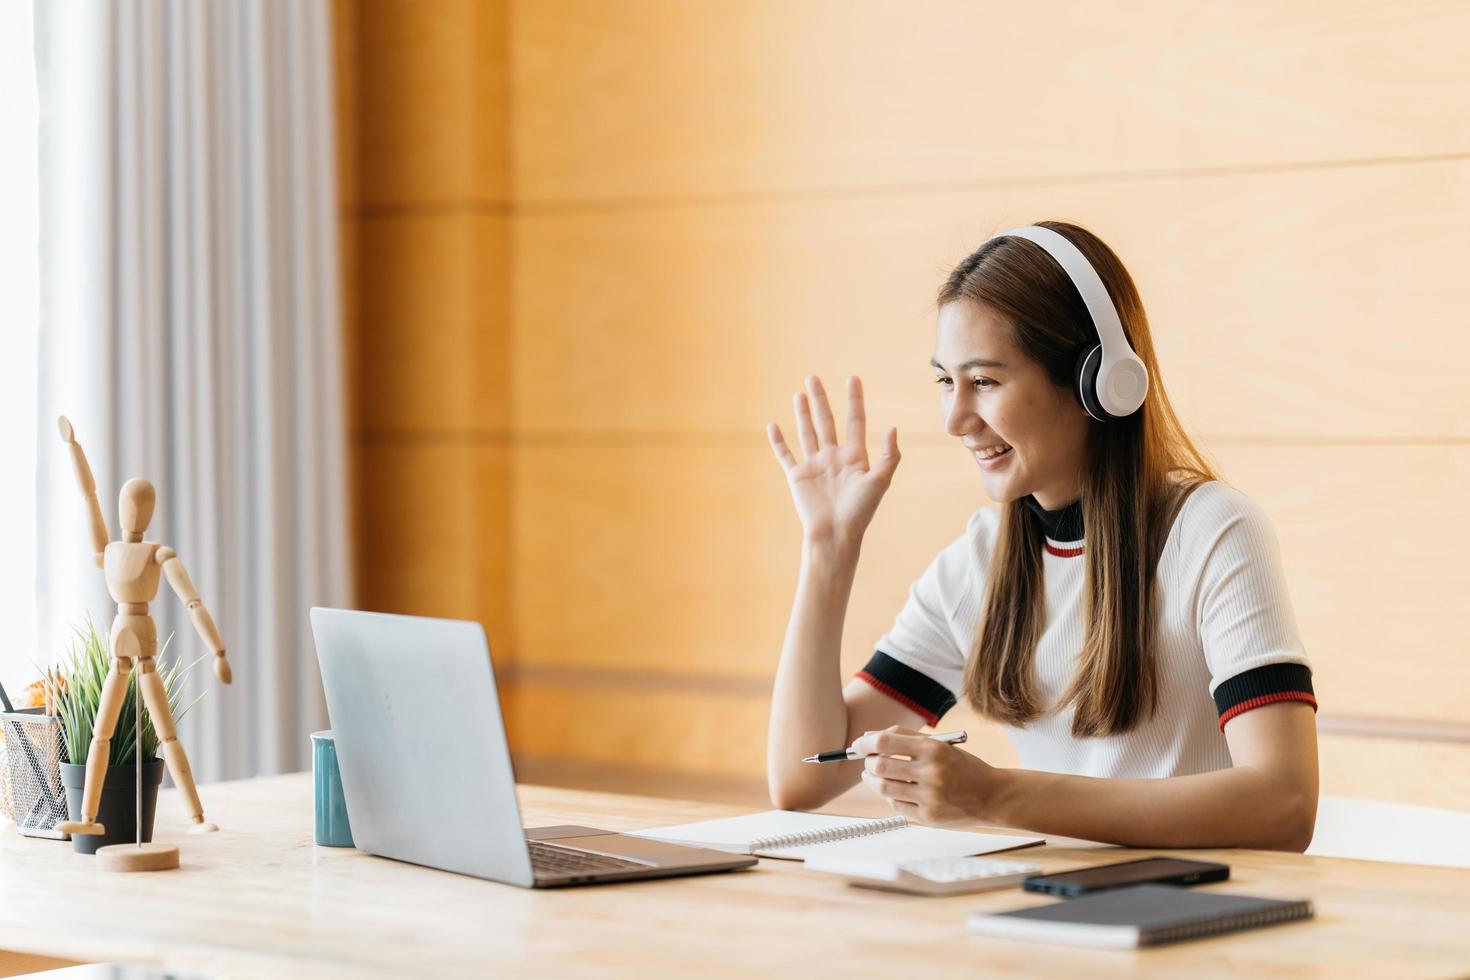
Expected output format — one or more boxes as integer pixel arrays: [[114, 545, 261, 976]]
[[54, 416, 233, 859]]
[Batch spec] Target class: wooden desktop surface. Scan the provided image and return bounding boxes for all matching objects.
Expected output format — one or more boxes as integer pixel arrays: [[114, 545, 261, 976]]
[[1, 774, 1467, 978]]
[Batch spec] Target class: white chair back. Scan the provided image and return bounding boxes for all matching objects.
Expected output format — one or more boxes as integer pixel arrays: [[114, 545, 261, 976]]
[[1308, 796, 1470, 867]]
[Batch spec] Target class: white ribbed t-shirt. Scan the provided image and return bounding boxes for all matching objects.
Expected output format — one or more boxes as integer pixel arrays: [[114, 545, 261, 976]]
[[859, 481, 1315, 779]]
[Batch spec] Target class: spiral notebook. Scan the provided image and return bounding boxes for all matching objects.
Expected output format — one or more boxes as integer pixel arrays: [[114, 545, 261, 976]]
[[966, 884, 1314, 949], [628, 810, 1043, 862]]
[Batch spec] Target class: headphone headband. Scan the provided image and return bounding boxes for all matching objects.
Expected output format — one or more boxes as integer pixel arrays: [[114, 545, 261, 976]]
[[988, 225, 1149, 419]]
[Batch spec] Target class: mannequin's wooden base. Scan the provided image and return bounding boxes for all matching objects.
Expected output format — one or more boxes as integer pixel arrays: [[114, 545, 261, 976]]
[[95, 842, 180, 873]]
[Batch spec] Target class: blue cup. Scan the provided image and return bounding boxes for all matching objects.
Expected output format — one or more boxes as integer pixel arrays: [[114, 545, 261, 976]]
[[311, 730, 354, 847]]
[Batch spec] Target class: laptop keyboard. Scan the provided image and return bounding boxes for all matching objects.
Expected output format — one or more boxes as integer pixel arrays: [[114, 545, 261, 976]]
[[528, 839, 650, 877]]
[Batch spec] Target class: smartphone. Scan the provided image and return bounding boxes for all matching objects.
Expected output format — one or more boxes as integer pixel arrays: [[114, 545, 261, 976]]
[[1021, 857, 1229, 897]]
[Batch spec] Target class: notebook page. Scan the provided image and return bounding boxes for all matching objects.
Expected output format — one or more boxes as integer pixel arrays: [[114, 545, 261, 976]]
[[760, 826, 1043, 862], [628, 810, 892, 855]]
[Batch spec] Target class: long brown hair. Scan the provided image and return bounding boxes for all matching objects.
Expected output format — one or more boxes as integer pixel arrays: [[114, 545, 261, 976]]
[[939, 221, 1221, 737]]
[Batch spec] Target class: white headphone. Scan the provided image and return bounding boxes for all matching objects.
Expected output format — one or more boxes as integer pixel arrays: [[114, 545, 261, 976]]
[[990, 225, 1149, 421]]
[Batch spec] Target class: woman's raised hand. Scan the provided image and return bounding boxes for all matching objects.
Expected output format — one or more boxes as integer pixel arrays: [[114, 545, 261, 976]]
[[766, 375, 900, 547]]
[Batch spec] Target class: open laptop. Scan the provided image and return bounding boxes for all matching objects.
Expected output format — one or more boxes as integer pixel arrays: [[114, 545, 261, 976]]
[[309, 607, 756, 887]]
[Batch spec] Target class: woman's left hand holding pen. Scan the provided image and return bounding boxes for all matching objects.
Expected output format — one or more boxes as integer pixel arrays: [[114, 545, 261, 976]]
[[849, 725, 1007, 828]]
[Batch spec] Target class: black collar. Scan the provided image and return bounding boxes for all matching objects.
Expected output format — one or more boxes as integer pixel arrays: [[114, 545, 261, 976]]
[[1022, 494, 1084, 542]]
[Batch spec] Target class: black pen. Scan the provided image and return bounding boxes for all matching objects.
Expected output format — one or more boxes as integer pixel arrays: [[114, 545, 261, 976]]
[[801, 730, 967, 763]]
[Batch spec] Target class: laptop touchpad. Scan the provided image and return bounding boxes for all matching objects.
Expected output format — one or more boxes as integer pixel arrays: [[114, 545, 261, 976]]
[[550, 833, 699, 862]]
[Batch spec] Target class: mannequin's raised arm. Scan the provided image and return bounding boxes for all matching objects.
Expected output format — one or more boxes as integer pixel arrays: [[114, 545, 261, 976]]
[[57, 416, 111, 566], [156, 546, 233, 685]]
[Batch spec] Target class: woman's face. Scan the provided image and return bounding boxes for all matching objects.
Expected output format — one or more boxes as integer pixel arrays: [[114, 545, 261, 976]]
[[932, 299, 1090, 510]]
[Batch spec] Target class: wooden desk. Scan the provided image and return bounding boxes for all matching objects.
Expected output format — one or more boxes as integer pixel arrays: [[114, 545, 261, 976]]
[[2, 774, 1468, 978]]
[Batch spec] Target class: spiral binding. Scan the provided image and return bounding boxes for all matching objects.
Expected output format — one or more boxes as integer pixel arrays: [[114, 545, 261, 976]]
[[1145, 900, 1313, 946], [750, 815, 908, 853]]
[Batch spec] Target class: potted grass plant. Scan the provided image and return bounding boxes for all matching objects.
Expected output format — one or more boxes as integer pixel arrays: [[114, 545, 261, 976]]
[[53, 618, 206, 854]]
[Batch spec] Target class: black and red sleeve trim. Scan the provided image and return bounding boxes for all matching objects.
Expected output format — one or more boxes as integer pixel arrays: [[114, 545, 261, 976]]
[[1213, 662, 1317, 732], [855, 651, 957, 727]]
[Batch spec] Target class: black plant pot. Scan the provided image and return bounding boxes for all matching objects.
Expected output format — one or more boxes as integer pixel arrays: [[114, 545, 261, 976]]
[[60, 759, 164, 855]]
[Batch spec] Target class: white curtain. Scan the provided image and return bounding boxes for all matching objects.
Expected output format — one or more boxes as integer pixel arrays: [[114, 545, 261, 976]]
[[34, 0, 349, 782]]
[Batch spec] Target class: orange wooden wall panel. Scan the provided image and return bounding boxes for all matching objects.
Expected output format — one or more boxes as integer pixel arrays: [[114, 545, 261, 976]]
[[1317, 735, 1470, 811], [513, 159, 1470, 440], [340, 217, 365, 600], [332, 0, 362, 600], [335, 0, 513, 647], [511, 0, 1470, 202], [360, 213, 510, 434], [505, 683, 772, 783], [335, 1, 1470, 807], [354, 0, 508, 208], [510, 443, 985, 681], [361, 442, 512, 660]]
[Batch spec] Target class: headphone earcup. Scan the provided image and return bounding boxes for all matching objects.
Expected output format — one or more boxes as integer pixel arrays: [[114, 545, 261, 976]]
[[1073, 344, 1110, 421]]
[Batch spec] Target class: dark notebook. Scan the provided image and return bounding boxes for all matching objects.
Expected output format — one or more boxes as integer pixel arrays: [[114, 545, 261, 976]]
[[966, 884, 1313, 949]]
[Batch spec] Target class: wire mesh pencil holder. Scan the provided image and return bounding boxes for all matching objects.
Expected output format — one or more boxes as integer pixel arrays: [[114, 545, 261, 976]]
[[0, 708, 69, 840]]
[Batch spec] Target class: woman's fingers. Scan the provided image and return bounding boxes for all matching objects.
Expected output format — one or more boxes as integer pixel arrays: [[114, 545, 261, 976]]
[[793, 391, 819, 455], [849, 726, 928, 758], [805, 376, 839, 447], [861, 769, 922, 806], [872, 427, 901, 482], [766, 423, 797, 471], [845, 375, 866, 450], [865, 752, 918, 782], [788, 375, 891, 467]]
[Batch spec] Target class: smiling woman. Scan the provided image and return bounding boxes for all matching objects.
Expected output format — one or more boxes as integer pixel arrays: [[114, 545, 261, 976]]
[[930, 302, 1092, 511], [764, 221, 1320, 853], [933, 224, 1219, 740]]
